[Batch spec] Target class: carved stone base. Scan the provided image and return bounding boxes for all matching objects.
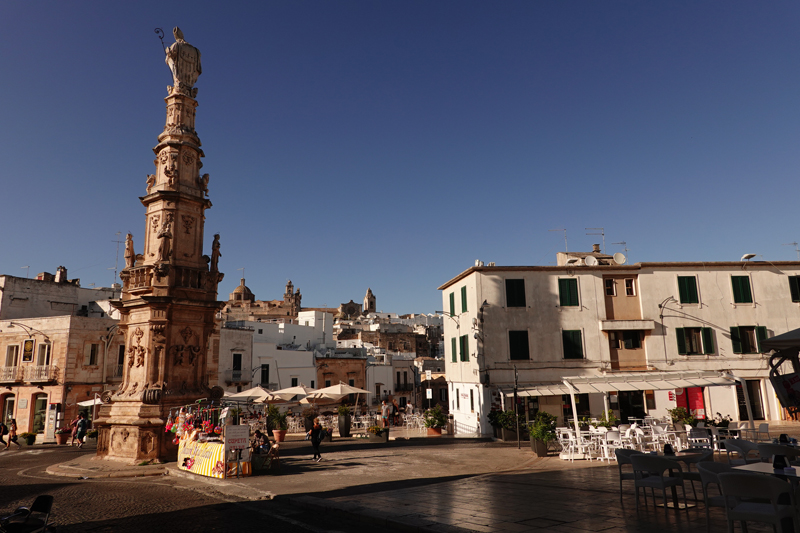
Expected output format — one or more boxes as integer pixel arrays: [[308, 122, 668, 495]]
[[94, 401, 185, 464]]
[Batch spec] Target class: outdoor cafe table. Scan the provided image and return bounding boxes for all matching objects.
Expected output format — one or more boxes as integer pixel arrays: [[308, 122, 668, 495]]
[[732, 463, 798, 533]]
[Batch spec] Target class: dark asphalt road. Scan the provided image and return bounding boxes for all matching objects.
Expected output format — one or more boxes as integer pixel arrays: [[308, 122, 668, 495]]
[[0, 446, 379, 532]]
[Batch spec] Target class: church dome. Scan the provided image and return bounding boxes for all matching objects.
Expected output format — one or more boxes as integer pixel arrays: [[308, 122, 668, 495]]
[[230, 278, 254, 302]]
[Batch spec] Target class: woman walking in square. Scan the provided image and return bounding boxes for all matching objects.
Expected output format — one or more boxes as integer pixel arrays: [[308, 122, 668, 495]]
[[307, 417, 323, 462], [5, 419, 21, 450]]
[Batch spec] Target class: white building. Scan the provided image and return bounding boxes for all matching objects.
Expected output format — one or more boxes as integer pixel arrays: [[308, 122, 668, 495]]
[[218, 311, 334, 393], [439, 253, 800, 436]]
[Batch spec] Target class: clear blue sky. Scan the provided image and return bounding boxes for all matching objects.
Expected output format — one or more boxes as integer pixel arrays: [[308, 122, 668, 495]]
[[1, 2, 799, 314]]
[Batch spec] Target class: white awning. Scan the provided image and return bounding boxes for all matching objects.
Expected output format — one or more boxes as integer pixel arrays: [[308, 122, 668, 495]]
[[504, 370, 736, 397]]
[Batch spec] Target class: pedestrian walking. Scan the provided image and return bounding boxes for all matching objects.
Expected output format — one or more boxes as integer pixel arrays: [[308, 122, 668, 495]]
[[0, 420, 6, 447], [68, 414, 80, 446], [307, 417, 323, 462], [6, 419, 21, 450], [392, 399, 400, 427], [75, 413, 88, 449], [380, 400, 390, 428]]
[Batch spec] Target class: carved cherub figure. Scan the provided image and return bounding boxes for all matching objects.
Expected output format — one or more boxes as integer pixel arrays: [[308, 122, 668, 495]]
[[198, 173, 209, 197]]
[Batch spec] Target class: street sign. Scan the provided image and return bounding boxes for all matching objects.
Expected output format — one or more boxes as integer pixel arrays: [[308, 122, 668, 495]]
[[426, 389, 432, 399], [224, 425, 249, 452], [425, 370, 432, 380]]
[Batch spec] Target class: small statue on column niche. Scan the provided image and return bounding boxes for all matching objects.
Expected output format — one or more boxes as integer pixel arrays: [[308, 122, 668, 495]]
[[198, 173, 209, 197], [210, 234, 221, 272], [146, 174, 156, 194], [157, 218, 173, 262], [165, 27, 202, 98], [124, 233, 135, 268]]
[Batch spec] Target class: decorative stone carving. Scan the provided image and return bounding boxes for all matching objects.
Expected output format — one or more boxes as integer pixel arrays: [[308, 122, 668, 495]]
[[157, 217, 173, 262], [180, 326, 194, 344], [140, 432, 156, 454], [151, 215, 160, 234], [146, 174, 156, 194], [182, 151, 194, 165], [161, 150, 178, 186], [165, 27, 202, 97], [181, 215, 194, 234]]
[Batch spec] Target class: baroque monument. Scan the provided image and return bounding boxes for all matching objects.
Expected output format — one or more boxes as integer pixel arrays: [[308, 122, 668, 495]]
[[95, 28, 224, 462]]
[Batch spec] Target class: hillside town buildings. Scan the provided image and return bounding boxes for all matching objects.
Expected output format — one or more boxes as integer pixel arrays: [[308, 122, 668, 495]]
[[440, 247, 800, 436]]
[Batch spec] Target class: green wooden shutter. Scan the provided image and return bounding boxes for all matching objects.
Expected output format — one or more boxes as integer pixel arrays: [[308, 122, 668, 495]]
[[675, 328, 687, 355], [461, 286, 467, 313], [730, 327, 742, 354], [463, 335, 469, 361], [790, 277, 800, 302], [679, 276, 699, 304], [451, 337, 457, 363], [449, 293, 455, 316], [702, 328, 714, 355], [756, 326, 768, 353], [732, 276, 753, 304], [559, 279, 578, 307], [562, 330, 583, 359], [731, 277, 742, 303]]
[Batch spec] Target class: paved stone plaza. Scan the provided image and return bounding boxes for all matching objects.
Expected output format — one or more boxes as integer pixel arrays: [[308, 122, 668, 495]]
[[29, 425, 800, 532]]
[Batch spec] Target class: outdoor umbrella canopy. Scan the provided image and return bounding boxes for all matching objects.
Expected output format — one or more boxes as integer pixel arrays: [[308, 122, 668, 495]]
[[270, 384, 317, 401], [761, 327, 800, 352], [227, 385, 275, 403], [314, 382, 370, 396]]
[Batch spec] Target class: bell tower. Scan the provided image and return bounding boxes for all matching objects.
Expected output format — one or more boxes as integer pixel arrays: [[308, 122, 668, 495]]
[[96, 28, 225, 463]]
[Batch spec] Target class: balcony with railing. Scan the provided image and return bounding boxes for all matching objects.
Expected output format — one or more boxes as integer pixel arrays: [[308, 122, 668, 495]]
[[0, 367, 20, 383], [107, 364, 124, 380], [224, 369, 251, 384], [25, 365, 58, 382], [394, 383, 414, 392]]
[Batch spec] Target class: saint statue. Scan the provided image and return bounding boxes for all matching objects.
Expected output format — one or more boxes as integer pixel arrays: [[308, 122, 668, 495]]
[[157, 220, 172, 262], [124, 233, 135, 268], [210, 234, 221, 272], [165, 27, 202, 97]]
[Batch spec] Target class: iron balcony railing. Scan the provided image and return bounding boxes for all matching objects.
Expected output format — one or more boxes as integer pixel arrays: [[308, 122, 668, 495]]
[[25, 365, 58, 382], [224, 369, 251, 383], [107, 364, 124, 380], [0, 366, 20, 383]]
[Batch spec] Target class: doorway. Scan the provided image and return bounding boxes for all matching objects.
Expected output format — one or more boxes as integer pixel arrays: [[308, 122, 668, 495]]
[[737, 380, 765, 420], [31, 393, 47, 433], [618, 391, 646, 423], [2, 395, 14, 423]]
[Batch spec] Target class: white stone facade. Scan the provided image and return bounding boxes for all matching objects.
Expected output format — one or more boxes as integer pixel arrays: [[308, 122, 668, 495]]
[[439, 260, 800, 436]]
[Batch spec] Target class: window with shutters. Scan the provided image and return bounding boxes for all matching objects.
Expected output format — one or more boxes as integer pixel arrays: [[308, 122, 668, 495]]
[[604, 279, 616, 296], [558, 278, 579, 307], [730, 326, 767, 354], [505, 279, 526, 307], [459, 335, 469, 362], [508, 330, 530, 360], [562, 330, 584, 359], [461, 286, 468, 313], [449, 292, 455, 316], [451, 337, 457, 363], [87, 344, 99, 366], [678, 276, 699, 304], [731, 276, 753, 304], [789, 276, 800, 302], [675, 327, 714, 355], [291, 377, 298, 387], [609, 331, 643, 350], [260, 364, 269, 386], [624, 278, 636, 296]]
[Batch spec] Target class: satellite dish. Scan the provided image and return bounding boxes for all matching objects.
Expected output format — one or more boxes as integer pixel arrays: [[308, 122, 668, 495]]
[[613, 253, 627, 265], [585, 256, 598, 266]]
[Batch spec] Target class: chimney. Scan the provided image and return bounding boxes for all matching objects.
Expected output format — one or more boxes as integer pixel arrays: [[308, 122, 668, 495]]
[[592, 244, 601, 253], [54, 266, 68, 283]]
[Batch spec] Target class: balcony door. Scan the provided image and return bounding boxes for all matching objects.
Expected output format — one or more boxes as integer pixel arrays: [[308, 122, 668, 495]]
[[31, 393, 47, 433], [36, 344, 51, 366], [2, 395, 14, 423], [5, 345, 19, 367]]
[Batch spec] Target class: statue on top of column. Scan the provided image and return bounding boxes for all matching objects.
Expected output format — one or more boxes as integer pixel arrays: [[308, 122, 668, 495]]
[[165, 27, 201, 98]]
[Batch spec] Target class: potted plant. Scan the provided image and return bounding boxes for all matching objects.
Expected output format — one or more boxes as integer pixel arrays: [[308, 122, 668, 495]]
[[301, 407, 317, 432], [55, 427, 71, 445], [337, 404, 352, 438], [487, 410, 502, 438], [87, 429, 98, 440], [667, 407, 697, 428], [496, 410, 528, 441], [529, 411, 557, 457], [268, 407, 288, 442], [367, 425, 389, 443], [423, 405, 448, 436], [20, 432, 37, 446], [592, 409, 618, 429], [322, 426, 333, 442]]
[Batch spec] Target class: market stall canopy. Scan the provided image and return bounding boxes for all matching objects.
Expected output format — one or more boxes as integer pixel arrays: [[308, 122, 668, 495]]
[[77, 398, 102, 407], [270, 384, 317, 401], [761, 328, 800, 352], [227, 385, 275, 403], [502, 370, 736, 397]]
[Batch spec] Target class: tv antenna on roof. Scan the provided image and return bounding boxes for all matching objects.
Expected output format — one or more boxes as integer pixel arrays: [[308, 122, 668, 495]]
[[612, 241, 629, 263], [783, 242, 800, 260], [586, 228, 605, 254], [21, 266, 29, 279], [110, 231, 124, 285], [549, 228, 568, 252]]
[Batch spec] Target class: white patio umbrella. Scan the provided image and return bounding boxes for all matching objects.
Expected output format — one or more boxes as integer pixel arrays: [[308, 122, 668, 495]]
[[227, 385, 275, 403], [313, 382, 371, 408], [270, 384, 317, 401]]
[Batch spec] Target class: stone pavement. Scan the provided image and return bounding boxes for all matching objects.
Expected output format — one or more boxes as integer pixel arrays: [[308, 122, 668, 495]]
[[44, 423, 800, 532]]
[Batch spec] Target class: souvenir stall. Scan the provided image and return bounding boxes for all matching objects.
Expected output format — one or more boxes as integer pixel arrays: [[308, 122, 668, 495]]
[[171, 402, 253, 479]]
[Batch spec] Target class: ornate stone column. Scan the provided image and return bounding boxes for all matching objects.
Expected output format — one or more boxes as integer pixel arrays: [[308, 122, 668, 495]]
[[95, 28, 224, 463]]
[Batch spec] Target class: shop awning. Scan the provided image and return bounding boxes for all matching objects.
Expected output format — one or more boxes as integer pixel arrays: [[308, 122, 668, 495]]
[[503, 370, 736, 397]]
